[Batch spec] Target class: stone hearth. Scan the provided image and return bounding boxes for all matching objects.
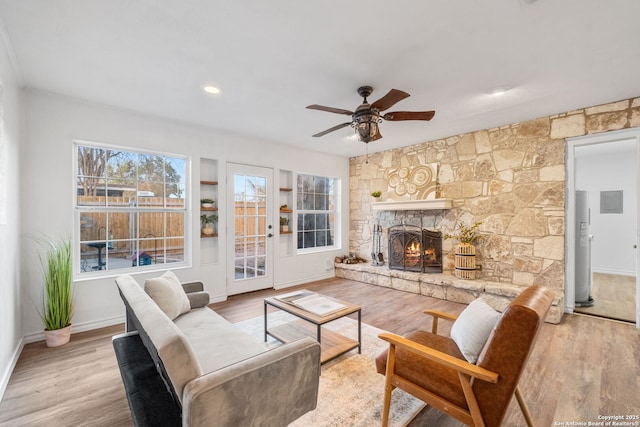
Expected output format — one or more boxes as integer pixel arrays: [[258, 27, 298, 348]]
[[335, 262, 564, 324]]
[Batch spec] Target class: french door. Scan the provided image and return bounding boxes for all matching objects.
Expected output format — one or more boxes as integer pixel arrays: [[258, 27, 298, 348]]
[[226, 163, 274, 295]]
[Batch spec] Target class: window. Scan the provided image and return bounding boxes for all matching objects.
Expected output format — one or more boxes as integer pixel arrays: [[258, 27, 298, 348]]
[[296, 174, 336, 250], [75, 143, 187, 274]]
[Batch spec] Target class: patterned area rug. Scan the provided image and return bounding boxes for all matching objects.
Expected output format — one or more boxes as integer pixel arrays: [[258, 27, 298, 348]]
[[234, 312, 425, 427]]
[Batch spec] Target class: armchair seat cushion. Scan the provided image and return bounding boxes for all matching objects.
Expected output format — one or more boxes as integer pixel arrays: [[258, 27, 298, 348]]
[[375, 330, 468, 409]]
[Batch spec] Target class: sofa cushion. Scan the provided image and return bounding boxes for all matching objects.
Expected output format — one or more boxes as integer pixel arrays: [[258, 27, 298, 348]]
[[144, 270, 191, 320], [450, 298, 500, 363], [173, 308, 268, 374]]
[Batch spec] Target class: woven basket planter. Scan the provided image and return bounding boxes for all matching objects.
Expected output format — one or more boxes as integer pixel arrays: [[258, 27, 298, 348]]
[[454, 243, 476, 280]]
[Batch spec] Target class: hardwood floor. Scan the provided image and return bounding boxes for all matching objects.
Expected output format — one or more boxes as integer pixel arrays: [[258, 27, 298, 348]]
[[1, 278, 638, 426], [574, 273, 636, 323]]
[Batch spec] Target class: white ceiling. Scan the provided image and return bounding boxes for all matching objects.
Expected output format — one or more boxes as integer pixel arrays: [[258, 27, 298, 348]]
[[0, 0, 639, 158]]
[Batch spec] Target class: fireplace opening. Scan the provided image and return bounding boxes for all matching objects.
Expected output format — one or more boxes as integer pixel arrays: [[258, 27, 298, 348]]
[[388, 224, 443, 273]]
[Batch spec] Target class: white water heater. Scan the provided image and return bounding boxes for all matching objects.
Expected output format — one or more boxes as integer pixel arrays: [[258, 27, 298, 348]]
[[575, 190, 594, 307]]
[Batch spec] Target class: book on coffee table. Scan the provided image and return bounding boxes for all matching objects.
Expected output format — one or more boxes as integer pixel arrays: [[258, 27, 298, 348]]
[[291, 294, 346, 316], [275, 291, 346, 316]]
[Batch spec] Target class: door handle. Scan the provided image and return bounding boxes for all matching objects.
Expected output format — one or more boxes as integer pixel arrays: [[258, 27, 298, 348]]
[[267, 233, 274, 238]]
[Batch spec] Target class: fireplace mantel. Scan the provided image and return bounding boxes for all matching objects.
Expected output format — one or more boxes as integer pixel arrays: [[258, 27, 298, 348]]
[[372, 199, 452, 211]]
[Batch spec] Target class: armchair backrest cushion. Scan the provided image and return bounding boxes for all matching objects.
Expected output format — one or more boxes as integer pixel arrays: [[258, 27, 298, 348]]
[[473, 285, 553, 426]]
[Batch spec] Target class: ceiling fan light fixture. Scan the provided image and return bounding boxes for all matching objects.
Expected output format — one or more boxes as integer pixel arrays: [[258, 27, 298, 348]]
[[355, 112, 380, 143]]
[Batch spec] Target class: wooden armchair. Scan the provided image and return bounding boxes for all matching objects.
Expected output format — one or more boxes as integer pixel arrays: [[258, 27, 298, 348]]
[[376, 285, 554, 427]]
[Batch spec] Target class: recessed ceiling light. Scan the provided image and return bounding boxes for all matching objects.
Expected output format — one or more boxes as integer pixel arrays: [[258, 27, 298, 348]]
[[490, 85, 512, 96], [203, 85, 220, 95]]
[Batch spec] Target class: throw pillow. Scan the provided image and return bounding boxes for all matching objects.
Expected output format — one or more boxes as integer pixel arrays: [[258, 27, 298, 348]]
[[450, 297, 501, 364], [144, 271, 191, 320]]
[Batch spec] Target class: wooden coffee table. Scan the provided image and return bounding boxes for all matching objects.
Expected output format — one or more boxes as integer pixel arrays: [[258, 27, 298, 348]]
[[264, 291, 361, 364]]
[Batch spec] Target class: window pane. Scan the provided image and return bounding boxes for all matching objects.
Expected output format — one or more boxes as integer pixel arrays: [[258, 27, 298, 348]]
[[80, 212, 106, 243], [256, 256, 266, 276], [316, 214, 327, 230], [107, 239, 134, 271], [302, 194, 314, 210], [165, 237, 184, 263], [303, 231, 315, 248], [303, 213, 315, 231], [316, 231, 326, 247], [166, 212, 185, 237]]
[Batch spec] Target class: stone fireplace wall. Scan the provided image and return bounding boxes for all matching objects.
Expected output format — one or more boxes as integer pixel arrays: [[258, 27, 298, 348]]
[[349, 96, 640, 300]]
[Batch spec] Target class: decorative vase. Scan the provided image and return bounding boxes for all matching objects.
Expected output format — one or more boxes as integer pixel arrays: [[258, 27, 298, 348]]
[[45, 324, 72, 347], [454, 243, 476, 280], [281, 225, 289, 232], [202, 225, 214, 235], [373, 197, 381, 202]]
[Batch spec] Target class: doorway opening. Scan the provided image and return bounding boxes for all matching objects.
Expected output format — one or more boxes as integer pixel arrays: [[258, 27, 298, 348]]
[[567, 129, 640, 327]]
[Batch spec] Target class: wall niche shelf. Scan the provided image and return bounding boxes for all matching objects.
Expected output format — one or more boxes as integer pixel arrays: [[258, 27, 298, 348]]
[[372, 199, 453, 211], [200, 159, 219, 265], [279, 171, 294, 256]]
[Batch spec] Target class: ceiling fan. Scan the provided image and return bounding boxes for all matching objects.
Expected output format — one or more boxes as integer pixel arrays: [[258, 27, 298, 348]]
[[306, 86, 435, 143]]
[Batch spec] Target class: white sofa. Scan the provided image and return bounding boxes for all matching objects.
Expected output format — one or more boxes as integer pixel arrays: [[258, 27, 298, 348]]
[[113, 272, 321, 427]]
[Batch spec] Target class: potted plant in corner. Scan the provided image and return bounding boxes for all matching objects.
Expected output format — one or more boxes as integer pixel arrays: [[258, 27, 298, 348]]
[[371, 190, 382, 202], [39, 237, 74, 347], [444, 221, 483, 280], [201, 214, 218, 235]]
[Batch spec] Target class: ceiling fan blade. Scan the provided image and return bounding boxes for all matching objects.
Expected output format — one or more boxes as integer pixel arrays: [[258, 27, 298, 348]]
[[383, 110, 436, 121], [306, 104, 354, 116], [312, 122, 352, 137], [370, 89, 410, 111]]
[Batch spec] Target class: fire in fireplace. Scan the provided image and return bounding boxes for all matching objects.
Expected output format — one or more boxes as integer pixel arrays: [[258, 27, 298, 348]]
[[388, 224, 443, 273]]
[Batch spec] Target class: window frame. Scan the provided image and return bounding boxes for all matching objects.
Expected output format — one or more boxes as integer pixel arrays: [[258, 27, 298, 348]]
[[295, 173, 339, 254], [73, 140, 191, 278]]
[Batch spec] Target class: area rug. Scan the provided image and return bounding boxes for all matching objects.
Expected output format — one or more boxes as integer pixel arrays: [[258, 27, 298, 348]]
[[233, 312, 425, 427]]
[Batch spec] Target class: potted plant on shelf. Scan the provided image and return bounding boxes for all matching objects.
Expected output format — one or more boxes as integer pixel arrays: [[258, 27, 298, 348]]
[[280, 204, 289, 212], [444, 221, 483, 280], [201, 214, 218, 235], [280, 216, 290, 232], [38, 237, 74, 347], [201, 198, 215, 208], [371, 191, 382, 202]]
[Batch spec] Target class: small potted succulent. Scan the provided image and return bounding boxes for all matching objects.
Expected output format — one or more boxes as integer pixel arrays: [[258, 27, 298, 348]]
[[280, 216, 290, 232], [200, 214, 218, 235], [371, 191, 382, 202], [201, 198, 215, 208]]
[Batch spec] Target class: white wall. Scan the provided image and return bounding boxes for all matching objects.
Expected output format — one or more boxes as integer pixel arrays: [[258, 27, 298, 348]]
[[0, 35, 23, 398], [20, 89, 350, 341], [576, 146, 637, 275]]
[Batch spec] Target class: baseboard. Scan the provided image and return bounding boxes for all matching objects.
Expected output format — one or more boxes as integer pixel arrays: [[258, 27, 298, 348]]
[[592, 268, 636, 277], [22, 315, 126, 344], [0, 337, 24, 402], [275, 272, 335, 290]]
